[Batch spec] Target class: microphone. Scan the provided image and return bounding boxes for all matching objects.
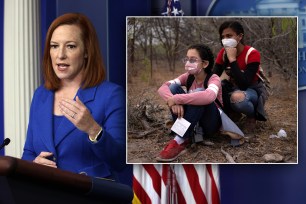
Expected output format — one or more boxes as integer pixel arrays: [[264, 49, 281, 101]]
[[0, 138, 10, 151]]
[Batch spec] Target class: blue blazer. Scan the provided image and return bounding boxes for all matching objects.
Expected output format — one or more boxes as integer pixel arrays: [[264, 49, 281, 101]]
[[22, 81, 126, 181]]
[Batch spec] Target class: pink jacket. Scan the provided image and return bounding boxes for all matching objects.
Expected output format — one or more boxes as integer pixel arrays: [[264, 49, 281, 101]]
[[158, 72, 223, 107]]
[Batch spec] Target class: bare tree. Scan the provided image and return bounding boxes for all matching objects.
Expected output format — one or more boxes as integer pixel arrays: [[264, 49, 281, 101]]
[[153, 18, 181, 73], [127, 17, 297, 81]]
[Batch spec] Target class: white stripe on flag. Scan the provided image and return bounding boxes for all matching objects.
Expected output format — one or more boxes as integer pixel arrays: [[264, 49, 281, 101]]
[[174, 164, 196, 204], [195, 165, 210, 203], [133, 165, 161, 203]]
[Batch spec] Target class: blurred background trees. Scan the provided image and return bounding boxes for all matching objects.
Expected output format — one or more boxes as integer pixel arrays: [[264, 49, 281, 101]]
[[127, 17, 297, 83]]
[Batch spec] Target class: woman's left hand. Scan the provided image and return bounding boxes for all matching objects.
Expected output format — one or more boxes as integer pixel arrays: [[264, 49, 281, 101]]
[[171, 105, 184, 118], [167, 97, 176, 108], [59, 96, 101, 137], [167, 97, 184, 118]]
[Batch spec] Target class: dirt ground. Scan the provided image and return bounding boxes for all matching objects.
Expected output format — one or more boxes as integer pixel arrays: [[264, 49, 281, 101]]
[[127, 62, 297, 164]]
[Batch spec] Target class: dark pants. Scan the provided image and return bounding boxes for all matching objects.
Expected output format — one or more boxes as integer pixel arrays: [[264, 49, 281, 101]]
[[169, 84, 221, 139]]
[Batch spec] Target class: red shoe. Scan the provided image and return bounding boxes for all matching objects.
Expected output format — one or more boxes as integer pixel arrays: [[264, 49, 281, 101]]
[[156, 139, 189, 162]]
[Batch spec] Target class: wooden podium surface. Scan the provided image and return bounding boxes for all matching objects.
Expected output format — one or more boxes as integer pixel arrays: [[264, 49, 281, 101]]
[[0, 156, 133, 204]]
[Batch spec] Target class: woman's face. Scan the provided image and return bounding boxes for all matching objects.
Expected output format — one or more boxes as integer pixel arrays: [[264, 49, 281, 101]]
[[50, 24, 87, 83], [184, 49, 208, 75], [221, 27, 242, 41], [186, 49, 203, 68]]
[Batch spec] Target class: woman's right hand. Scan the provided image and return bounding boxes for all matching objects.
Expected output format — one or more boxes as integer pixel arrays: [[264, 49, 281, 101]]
[[171, 105, 184, 118], [225, 47, 237, 62], [33, 152, 57, 168]]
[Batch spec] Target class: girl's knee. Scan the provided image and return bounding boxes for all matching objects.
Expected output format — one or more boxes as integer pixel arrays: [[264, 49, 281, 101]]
[[169, 83, 184, 94], [230, 91, 246, 103]]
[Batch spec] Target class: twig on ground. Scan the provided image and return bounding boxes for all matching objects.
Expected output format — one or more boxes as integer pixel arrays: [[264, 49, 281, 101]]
[[193, 151, 200, 160], [221, 147, 236, 163], [139, 118, 151, 130], [132, 128, 159, 139]]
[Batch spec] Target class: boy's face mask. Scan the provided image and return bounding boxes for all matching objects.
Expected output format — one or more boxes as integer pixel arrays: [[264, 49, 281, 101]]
[[222, 38, 238, 48]]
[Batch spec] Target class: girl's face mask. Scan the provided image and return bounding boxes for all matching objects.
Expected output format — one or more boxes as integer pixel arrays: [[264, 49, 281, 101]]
[[185, 62, 202, 75], [221, 38, 238, 48]]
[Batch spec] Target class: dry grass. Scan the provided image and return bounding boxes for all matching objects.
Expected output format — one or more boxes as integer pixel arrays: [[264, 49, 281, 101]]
[[127, 60, 297, 164]]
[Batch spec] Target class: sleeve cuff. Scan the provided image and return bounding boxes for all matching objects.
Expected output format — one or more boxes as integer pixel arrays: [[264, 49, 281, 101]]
[[88, 127, 103, 143]]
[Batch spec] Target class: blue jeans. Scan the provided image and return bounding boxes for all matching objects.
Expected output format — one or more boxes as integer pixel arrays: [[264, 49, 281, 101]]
[[230, 88, 258, 118], [169, 84, 221, 139]]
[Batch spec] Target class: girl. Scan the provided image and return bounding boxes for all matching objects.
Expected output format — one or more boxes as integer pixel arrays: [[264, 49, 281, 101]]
[[157, 44, 222, 162], [213, 20, 266, 133]]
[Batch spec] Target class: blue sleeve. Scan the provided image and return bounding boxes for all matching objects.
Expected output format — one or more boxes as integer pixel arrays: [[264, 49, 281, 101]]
[[22, 88, 40, 161], [89, 83, 126, 171]]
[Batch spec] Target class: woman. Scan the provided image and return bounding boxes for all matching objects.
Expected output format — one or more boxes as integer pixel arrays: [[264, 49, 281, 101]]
[[157, 44, 222, 162], [22, 13, 126, 181], [213, 20, 266, 132]]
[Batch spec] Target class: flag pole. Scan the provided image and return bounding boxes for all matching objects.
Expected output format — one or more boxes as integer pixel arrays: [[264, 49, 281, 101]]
[[166, 164, 171, 204], [171, 164, 178, 204]]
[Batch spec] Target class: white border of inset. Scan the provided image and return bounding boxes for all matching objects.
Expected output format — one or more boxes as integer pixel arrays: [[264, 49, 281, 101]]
[[126, 16, 298, 165]]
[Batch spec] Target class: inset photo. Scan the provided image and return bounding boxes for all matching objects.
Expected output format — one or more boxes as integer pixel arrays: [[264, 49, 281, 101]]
[[127, 17, 297, 164]]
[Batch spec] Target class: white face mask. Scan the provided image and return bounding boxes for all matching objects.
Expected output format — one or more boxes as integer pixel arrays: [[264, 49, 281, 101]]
[[222, 38, 238, 48], [185, 62, 202, 75]]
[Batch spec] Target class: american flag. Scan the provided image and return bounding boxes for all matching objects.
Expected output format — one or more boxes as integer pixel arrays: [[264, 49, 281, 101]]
[[133, 164, 220, 204], [161, 0, 184, 16]]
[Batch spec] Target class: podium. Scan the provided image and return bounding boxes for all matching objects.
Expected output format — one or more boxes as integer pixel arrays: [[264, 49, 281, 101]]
[[0, 156, 133, 204]]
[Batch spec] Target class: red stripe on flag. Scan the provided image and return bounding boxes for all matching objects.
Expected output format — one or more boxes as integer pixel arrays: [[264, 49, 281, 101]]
[[133, 175, 152, 204], [183, 164, 208, 204], [174, 175, 187, 204], [207, 164, 221, 204], [143, 164, 162, 198], [161, 164, 169, 184], [162, 164, 171, 204]]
